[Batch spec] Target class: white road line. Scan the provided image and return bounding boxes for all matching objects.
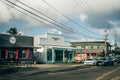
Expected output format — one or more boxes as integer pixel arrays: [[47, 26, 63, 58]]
[[96, 67, 120, 80]]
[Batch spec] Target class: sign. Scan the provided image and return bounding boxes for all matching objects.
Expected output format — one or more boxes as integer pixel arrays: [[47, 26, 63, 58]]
[[9, 36, 16, 44], [52, 37, 60, 41]]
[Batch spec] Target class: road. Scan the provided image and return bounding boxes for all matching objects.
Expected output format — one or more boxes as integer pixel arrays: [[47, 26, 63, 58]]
[[0, 64, 120, 80]]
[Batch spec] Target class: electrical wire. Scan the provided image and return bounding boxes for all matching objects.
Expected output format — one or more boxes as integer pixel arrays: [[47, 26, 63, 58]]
[[3, 0, 104, 40], [13, 0, 103, 39], [42, 0, 103, 37]]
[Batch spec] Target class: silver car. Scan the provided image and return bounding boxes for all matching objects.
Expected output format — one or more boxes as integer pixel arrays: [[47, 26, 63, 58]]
[[84, 58, 97, 65]]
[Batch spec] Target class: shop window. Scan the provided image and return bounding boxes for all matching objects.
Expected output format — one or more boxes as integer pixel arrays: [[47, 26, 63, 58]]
[[93, 46, 97, 49], [0, 50, 1, 59], [1, 50, 5, 58], [85, 46, 91, 49], [47, 49, 52, 61], [9, 51, 16, 60], [99, 46, 104, 49], [22, 50, 26, 59]]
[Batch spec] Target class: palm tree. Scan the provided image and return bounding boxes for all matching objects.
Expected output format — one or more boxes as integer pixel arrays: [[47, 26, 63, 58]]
[[7, 27, 19, 35]]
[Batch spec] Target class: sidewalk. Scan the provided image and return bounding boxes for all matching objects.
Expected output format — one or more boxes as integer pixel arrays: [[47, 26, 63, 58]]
[[33, 63, 84, 72], [0, 63, 84, 75]]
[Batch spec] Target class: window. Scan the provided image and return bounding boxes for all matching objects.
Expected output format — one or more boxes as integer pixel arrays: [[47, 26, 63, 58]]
[[99, 46, 104, 49], [85, 46, 91, 49], [93, 46, 97, 49], [1, 50, 5, 58], [22, 50, 26, 59], [9, 51, 16, 59], [47, 49, 52, 61], [0, 50, 1, 59], [76, 46, 82, 49]]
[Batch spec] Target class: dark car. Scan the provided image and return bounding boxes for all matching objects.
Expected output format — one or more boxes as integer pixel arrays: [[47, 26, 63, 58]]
[[96, 57, 106, 66], [102, 57, 114, 66], [116, 57, 120, 64]]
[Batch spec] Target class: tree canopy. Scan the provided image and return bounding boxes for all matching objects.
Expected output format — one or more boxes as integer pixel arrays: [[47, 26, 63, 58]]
[[7, 27, 19, 35]]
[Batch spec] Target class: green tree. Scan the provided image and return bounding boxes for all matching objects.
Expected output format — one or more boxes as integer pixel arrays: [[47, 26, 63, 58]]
[[7, 27, 19, 35]]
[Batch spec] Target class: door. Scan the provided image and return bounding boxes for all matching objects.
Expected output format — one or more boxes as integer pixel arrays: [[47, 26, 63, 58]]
[[55, 50, 63, 63]]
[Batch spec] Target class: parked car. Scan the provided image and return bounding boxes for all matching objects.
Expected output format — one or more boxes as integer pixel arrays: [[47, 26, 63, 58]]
[[115, 57, 120, 64], [84, 58, 97, 66], [96, 57, 106, 66], [102, 57, 114, 66]]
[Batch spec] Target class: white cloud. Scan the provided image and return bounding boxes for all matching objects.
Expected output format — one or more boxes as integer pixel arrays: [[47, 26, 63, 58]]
[[0, 2, 12, 23], [47, 28, 62, 34]]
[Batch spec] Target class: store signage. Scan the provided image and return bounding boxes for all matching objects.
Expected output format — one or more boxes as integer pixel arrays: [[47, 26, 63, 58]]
[[52, 37, 60, 41], [9, 36, 16, 44]]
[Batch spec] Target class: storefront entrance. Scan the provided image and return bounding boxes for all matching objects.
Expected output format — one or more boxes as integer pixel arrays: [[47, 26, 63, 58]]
[[55, 50, 63, 63], [46, 48, 74, 64]]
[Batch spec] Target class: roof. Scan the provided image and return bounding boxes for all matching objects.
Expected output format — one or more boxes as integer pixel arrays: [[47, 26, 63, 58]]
[[71, 41, 112, 46], [0, 45, 35, 48], [71, 41, 105, 44]]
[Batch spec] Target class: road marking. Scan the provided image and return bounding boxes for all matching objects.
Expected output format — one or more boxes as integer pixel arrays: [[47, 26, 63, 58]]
[[96, 67, 120, 80]]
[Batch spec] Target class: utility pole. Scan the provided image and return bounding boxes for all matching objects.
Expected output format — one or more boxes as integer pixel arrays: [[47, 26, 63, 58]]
[[114, 32, 117, 56], [104, 23, 108, 58]]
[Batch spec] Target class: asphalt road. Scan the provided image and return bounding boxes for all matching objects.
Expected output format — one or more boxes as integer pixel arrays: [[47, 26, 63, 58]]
[[0, 64, 120, 80]]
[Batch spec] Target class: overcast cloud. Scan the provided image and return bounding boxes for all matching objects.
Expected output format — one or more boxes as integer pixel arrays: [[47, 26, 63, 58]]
[[0, 0, 120, 47]]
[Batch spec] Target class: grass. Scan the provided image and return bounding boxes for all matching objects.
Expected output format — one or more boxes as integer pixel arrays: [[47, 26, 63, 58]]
[[0, 65, 38, 75]]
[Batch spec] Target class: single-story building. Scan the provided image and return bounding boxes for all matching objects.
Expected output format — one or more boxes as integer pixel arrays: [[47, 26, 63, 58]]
[[34, 33, 81, 64], [0, 33, 34, 65]]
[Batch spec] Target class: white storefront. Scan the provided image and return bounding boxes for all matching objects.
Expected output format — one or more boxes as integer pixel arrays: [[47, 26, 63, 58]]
[[34, 33, 77, 64]]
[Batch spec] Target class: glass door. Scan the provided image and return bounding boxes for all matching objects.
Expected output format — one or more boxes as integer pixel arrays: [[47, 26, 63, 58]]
[[55, 50, 63, 63]]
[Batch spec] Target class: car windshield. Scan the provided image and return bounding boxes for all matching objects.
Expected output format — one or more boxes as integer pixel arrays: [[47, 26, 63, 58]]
[[86, 58, 95, 61]]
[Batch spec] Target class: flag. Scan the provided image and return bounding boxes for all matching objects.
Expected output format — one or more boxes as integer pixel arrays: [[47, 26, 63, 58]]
[[5, 49, 8, 60], [15, 49, 19, 60], [26, 48, 30, 59]]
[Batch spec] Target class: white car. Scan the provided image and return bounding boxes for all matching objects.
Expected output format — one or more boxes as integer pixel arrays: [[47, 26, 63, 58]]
[[84, 58, 97, 65]]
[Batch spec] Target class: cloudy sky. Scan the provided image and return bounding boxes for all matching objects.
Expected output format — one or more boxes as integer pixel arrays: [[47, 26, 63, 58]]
[[0, 0, 120, 47]]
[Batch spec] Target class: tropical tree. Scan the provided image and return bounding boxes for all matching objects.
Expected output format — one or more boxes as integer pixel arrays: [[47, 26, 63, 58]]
[[7, 27, 20, 35]]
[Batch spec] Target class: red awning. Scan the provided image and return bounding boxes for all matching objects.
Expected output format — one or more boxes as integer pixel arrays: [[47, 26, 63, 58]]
[[26, 48, 30, 59], [15, 49, 19, 60]]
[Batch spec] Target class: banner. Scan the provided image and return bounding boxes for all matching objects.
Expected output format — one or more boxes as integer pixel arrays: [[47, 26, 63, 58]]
[[26, 48, 30, 59], [5, 49, 8, 60], [15, 49, 19, 60]]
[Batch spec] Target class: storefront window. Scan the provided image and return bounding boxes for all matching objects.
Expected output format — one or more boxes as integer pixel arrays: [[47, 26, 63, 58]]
[[55, 50, 63, 62], [1, 50, 5, 58], [9, 51, 16, 60], [0, 50, 1, 59], [22, 50, 26, 59], [47, 49, 52, 61]]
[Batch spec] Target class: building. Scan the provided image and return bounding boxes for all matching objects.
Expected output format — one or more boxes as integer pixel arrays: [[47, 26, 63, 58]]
[[71, 41, 112, 59], [0, 33, 34, 65], [34, 33, 79, 64]]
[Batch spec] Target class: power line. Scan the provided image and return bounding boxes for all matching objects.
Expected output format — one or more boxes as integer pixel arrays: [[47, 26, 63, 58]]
[[42, 0, 103, 37], [15, 0, 76, 33], [83, 0, 107, 21], [4, 0, 104, 40], [14, 0, 103, 39], [4, 0, 75, 34]]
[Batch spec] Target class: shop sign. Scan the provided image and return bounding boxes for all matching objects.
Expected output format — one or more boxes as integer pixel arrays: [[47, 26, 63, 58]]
[[9, 36, 16, 44], [52, 37, 60, 41]]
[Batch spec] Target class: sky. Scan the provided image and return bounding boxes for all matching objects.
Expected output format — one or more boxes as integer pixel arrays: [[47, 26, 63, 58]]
[[0, 0, 120, 47]]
